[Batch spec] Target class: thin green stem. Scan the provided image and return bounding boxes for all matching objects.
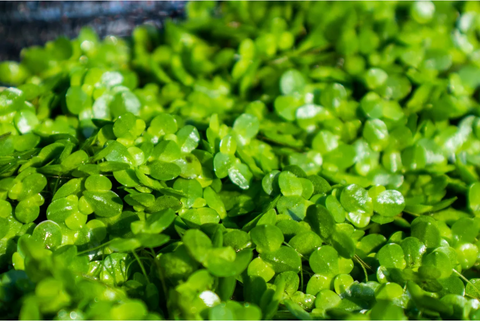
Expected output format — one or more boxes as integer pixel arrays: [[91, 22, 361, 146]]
[[77, 240, 113, 255], [126, 258, 143, 277], [132, 250, 150, 283], [98, 251, 106, 278], [354, 254, 372, 270], [150, 248, 157, 258], [283, 242, 304, 258], [453, 269, 480, 296], [153, 253, 168, 301], [403, 211, 420, 217], [281, 242, 306, 290], [360, 261, 369, 282], [300, 265, 304, 291], [53, 177, 60, 195], [94, 251, 107, 282], [353, 255, 370, 282]]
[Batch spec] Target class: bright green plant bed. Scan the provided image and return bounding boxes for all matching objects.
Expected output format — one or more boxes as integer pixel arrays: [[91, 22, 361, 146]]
[[2, 1, 480, 320]]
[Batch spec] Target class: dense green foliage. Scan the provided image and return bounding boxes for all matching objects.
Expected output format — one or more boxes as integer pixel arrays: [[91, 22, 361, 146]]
[[2, 1, 480, 319]]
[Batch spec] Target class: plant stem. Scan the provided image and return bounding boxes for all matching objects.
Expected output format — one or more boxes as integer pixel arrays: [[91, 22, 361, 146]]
[[300, 265, 304, 291], [53, 177, 60, 195], [150, 248, 157, 258], [354, 254, 372, 270], [153, 253, 168, 305], [132, 250, 150, 283], [283, 242, 304, 258], [453, 269, 480, 296], [353, 255, 371, 282], [77, 240, 113, 255], [403, 211, 420, 217], [354, 258, 369, 282]]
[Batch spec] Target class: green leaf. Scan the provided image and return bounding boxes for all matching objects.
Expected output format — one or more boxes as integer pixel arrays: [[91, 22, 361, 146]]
[[181, 208, 220, 227], [278, 171, 303, 196], [143, 208, 176, 234], [110, 300, 148, 320], [224, 230, 251, 252], [402, 145, 427, 171], [340, 184, 373, 215], [32, 221, 63, 250], [411, 216, 441, 249], [373, 190, 405, 217], [274, 96, 302, 121], [284, 299, 312, 320], [101, 141, 134, 166], [400, 237, 426, 269], [125, 193, 155, 208], [83, 190, 123, 218], [333, 274, 354, 296], [213, 152, 235, 179], [277, 271, 300, 296], [113, 112, 140, 140], [262, 170, 280, 196], [451, 218, 478, 244], [280, 69, 306, 95], [422, 249, 453, 279], [15, 197, 41, 223], [314, 289, 341, 310], [308, 175, 332, 195], [468, 182, 480, 216], [370, 300, 407, 320], [66, 87, 91, 115], [465, 278, 480, 299], [228, 163, 253, 190], [233, 113, 260, 145], [309, 246, 339, 278], [376, 283, 403, 301], [356, 234, 387, 258], [173, 178, 203, 208], [46, 196, 78, 223], [331, 230, 355, 259], [260, 246, 301, 273], [109, 238, 141, 252], [363, 119, 389, 152], [205, 248, 253, 277], [204, 187, 227, 219], [376, 243, 406, 270], [305, 204, 335, 239], [248, 257, 276, 282], [148, 113, 178, 137], [220, 135, 237, 155], [183, 229, 213, 263], [147, 160, 181, 181], [152, 140, 181, 163], [110, 90, 141, 118], [277, 196, 310, 221], [289, 231, 322, 256], [325, 194, 347, 223], [0, 217, 9, 239], [365, 68, 388, 89], [250, 224, 284, 254], [85, 175, 112, 192], [114, 169, 141, 187], [135, 233, 170, 248], [177, 125, 200, 153]]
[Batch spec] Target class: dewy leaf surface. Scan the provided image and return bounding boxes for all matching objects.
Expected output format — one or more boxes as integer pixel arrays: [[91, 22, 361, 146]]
[[3, 2, 480, 320]]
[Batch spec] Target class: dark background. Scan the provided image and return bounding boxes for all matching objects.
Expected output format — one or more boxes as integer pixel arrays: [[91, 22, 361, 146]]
[[0, 1, 186, 61]]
